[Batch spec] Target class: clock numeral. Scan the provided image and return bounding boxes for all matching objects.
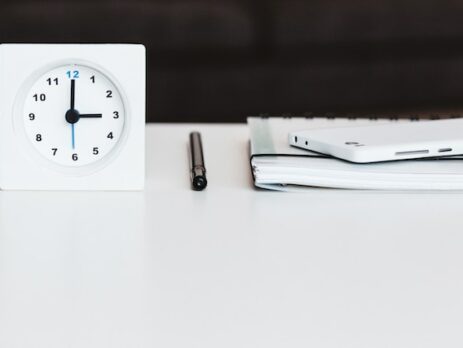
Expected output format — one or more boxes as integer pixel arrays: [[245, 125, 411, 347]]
[[36, 134, 42, 142], [46, 77, 58, 85], [29, 113, 35, 121], [72, 153, 78, 161], [113, 111, 119, 119], [106, 90, 113, 98], [90, 75, 95, 83], [66, 70, 79, 79], [107, 132, 114, 139], [93, 147, 99, 155], [33, 94, 46, 102], [51, 148, 58, 156]]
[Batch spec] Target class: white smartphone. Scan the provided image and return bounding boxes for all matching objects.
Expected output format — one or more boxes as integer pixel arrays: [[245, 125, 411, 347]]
[[289, 118, 463, 163]]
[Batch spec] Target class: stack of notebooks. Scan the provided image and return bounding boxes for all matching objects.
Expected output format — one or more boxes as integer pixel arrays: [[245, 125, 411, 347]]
[[248, 116, 463, 191]]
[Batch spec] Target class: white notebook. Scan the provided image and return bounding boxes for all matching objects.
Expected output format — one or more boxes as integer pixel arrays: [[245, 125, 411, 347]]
[[248, 116, 463, 191]]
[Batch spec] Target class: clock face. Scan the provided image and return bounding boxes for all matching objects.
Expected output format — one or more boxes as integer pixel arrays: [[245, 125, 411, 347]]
[[22, 64, 125, 167]]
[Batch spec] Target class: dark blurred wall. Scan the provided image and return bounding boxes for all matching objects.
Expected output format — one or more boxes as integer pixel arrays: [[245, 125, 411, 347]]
[[2, 0, 463, 122]]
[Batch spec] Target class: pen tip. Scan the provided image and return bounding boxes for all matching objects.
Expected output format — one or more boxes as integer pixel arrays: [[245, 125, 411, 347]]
[[193, 176, 207, 191]]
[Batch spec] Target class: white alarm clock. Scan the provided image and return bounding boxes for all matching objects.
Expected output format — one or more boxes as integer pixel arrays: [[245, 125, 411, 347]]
[[0, 44, 145, 190]]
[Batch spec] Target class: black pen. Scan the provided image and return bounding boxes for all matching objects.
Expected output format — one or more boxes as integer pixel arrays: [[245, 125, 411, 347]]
[[189, 132, 207, 191]]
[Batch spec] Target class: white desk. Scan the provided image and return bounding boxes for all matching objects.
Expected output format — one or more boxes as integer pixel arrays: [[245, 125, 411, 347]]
[[1, 124, 463, 348]]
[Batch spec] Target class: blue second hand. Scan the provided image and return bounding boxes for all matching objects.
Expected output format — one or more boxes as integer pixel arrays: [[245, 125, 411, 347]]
[[71, 124, 75, 149]]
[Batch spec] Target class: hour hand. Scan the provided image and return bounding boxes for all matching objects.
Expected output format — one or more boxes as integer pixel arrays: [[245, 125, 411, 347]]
[[79, 114, 102, 118]]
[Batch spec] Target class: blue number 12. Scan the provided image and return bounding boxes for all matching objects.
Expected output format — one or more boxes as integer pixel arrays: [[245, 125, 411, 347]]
[[66, 70, 79, 79]]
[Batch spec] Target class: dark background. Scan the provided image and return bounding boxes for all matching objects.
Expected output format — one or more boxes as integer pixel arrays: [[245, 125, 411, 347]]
[[2, 0, 463, 122]]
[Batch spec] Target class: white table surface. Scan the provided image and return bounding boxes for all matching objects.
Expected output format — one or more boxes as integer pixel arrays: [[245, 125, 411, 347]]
[[1, 123, 463, 348]]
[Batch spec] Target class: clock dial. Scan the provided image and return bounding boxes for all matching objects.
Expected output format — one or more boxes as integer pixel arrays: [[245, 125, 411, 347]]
[[23, 64, 125, 167]]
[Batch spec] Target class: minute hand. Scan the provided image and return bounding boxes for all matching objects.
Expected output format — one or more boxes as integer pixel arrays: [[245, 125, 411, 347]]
[[70, 79, 75, 110], [79, 114, 102, 118]]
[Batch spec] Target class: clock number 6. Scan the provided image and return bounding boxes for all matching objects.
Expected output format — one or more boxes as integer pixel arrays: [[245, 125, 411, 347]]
[[72, 153, 78, 161]]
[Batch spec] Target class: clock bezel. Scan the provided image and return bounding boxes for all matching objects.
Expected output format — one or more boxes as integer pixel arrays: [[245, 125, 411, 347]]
[[13, 59, 131, 176]]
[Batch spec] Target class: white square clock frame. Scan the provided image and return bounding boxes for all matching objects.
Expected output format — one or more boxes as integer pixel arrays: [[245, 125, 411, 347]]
[[0, 44, 145, 190]]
